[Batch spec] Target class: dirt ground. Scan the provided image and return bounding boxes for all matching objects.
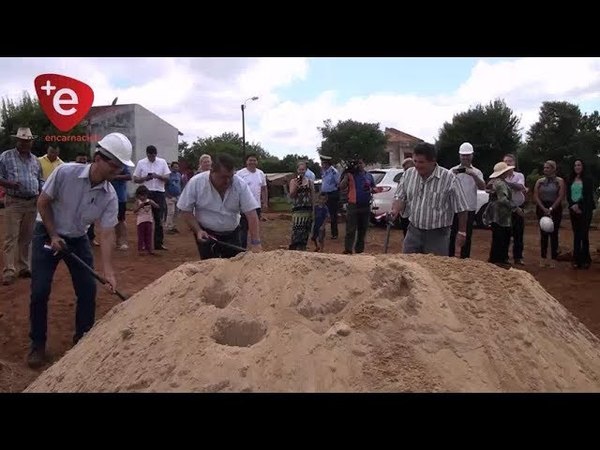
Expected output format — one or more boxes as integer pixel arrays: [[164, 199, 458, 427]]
[[1, 210, 599, 392]]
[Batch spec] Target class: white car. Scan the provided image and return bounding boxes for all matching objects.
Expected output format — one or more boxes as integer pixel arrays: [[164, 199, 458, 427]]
[[368, 168, 490, 228]]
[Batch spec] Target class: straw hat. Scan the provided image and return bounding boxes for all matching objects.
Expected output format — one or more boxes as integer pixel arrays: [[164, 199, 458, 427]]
[[489, 162, 514, 178], [11, 127, 37, 140]]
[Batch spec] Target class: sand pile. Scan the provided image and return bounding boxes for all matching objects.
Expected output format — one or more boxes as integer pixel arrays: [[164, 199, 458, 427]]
[[25, 251, 600, 392]]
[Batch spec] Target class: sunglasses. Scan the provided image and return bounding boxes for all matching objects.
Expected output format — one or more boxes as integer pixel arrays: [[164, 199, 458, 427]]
[[97, 148, 124, 169]]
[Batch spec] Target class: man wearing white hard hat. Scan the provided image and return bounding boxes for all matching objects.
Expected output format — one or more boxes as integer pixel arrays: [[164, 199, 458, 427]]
[[483, 162, 515, 268], [448, 142, 485, 258], [27, 132, 135, 368]]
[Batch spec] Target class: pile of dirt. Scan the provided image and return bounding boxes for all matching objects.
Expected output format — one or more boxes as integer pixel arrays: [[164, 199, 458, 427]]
[[25, 251, 600, 392]]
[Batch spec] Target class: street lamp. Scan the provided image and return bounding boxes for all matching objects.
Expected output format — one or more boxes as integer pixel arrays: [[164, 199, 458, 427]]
[[241, 96, 259, 161]]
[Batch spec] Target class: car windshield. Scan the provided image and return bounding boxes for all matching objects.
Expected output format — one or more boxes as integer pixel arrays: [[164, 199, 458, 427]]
[[369, 171, 386, 185]]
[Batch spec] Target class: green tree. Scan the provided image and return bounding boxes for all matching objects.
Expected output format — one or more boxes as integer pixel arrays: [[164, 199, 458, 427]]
[[179, 132, 270, 169], [277, 154, 321, 177], [1, 92, 87, 160], [436, 99, 522, 177], [523, 101, 600, 181], [318, 119, 388, 164]]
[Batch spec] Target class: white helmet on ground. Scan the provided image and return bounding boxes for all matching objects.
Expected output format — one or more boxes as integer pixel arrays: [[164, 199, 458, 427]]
[[96, 132, 134, 167], [539, 216, 554, 233]]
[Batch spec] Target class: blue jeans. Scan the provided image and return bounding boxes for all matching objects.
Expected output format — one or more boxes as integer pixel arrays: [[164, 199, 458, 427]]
[[29, 223, 97, 347]]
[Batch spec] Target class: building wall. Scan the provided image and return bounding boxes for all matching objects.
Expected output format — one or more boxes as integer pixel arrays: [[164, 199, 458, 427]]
[[88, 105, 136, 155], [88, 104, 178, 199], [133, 105, 179, 167]]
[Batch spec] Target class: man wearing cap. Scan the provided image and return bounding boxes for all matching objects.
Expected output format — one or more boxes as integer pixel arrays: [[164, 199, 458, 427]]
[[0, 127, 43, 285], [27, 132, 135, 368], [319, 155, 341, 239], [448, 142, 486, 258], [38, 144, 63, 181], [391, 142, 470, 256]]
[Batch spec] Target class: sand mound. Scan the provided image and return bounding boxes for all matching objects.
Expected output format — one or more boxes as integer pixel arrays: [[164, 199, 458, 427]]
[[25, 251, 600, 392]]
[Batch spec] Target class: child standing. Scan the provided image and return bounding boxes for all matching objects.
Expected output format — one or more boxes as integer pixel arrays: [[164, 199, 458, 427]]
[[312, 192, 330, 252], [133, 185, 159, 255]]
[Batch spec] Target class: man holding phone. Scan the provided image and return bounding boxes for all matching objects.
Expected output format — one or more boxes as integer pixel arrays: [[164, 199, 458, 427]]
[[448, 142, 486, 258], [133, 145, 171, 251]]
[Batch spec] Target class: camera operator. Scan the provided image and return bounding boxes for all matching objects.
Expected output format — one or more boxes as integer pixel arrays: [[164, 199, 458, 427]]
[[448, 142, 485, 258], [339, 157, 377, 254]]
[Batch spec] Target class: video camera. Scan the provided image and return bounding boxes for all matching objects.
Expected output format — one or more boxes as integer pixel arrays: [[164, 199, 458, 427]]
[[342, 157, 360, 175]]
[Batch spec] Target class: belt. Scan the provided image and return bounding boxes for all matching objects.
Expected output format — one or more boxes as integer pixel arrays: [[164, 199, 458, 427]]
[[8, 194, 37, 200]]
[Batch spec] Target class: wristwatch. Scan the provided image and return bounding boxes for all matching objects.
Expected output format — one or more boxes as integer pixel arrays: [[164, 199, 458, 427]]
[[458, 231, 467, 237]]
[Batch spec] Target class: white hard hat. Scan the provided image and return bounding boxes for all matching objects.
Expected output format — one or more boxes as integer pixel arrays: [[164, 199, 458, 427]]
[[96, 132, 134, 167], [539, 216, 554, 233], [459, 142, 474, 155]]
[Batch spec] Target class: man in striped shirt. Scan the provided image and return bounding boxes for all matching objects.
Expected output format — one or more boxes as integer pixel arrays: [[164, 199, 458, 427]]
[[391, 142, 470, 256]]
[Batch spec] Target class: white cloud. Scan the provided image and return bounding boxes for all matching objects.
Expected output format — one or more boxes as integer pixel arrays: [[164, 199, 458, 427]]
[[2, 57, 599, 163]]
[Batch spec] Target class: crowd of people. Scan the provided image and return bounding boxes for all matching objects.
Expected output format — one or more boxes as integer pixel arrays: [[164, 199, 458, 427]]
[[0, 126, 597, 368]]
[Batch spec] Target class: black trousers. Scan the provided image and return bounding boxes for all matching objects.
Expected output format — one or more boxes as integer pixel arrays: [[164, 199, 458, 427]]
[[400, 217, 410, 237], [489, 223, 511, 263], [510, 210, 525, 260], [448, 211, 475, 258], [344, 203, 370, 253], [195, 227, 242, 260], [239, 208, 261, 249], [570, 209, 593, 266], [148, 191, 166, 248], [325, 191, 340, 238], [536, 202, 562, 259]]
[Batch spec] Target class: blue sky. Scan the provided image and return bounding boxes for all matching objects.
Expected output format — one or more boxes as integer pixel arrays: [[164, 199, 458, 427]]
[[1, 57, 599, 161], [279, 58, 517, 102]]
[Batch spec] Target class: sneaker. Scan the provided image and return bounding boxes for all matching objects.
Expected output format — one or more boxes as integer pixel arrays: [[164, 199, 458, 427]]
[[156, 245, 168, 251], [514, 259, 525, 266], [343, 250, 352, 255], [27, 346, 47, 369], [93, 240, 100, 246], [118, 244, 129, 251], [539, 258, 548, 268]]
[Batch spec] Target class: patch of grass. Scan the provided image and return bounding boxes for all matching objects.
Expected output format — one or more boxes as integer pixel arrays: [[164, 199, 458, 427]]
[[269, 196, 292, 212]]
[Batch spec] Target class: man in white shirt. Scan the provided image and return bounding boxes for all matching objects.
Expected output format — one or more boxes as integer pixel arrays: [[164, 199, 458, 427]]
[[177, 153, 262, 259], [133, 145, 171, 251], [304, 164, 316, 181], [448, 142, 486, 258], [503, 153, 527, 265], [236, 154, 268, 248]]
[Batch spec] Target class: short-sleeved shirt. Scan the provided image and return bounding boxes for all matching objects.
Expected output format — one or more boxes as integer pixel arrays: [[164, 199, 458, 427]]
[[36, 163, 118, 238], [0, 148, 43, 197], [395, 165, 470, 230], [166, 171, 182, 197], [177, 171, 259, 232], [38, 155, 64, 181], [304, 168, 316, 181], [449, 164, 484, 211], [110, 167, 130, 203], [236, 167, 267, 204], [133, 157, 171, 192], [505, 171, 526, 207]]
